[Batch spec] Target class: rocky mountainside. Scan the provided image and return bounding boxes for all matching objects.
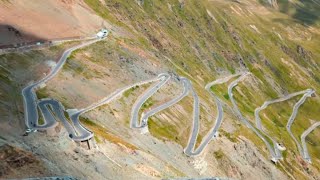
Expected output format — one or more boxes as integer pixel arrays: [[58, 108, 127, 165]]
[[0, 0, 319, 179]]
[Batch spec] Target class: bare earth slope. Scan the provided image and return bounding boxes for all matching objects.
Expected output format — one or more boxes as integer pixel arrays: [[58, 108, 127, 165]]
[[0, 0, 106, 45]]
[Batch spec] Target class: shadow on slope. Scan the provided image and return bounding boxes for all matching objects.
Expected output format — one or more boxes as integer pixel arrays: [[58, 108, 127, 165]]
[[0, 24, 47, 48]]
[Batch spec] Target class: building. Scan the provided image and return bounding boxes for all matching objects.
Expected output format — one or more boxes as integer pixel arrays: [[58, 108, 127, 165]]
[[96, 29, 108, 38]]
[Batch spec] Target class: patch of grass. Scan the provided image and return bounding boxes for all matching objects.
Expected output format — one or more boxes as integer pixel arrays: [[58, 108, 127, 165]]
[[148, 117, 180, 144], [195, 134, 203, 148], [220, 129, 238, 143], [94, 136, 102, 144], [80, 117, 138, 150], [36, 87, 48, 99], [223, 93, 230, 100], [141, 98, 154, 112], [214, 149, 224, 159], [38, 113, 45, 125], [123, 85, 139, 98], [84, 0, 128, 27]]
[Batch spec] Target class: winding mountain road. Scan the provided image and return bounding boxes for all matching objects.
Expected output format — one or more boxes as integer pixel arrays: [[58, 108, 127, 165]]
[[68, 74, 166, 133], [38, 98, 92, 141], [254, 89, 311, 161], [301, 121, 320, 163], [286, 89, 315, 161], [227, 72, 282, 162], [130, 73, 171, 128], [184, 74, 243, 156], [203, 73, 242, 140], [137, 77, 190, 133], [20, 30, 318, 163], [22, 36, 102, 141], [130, 73, 235, 156]]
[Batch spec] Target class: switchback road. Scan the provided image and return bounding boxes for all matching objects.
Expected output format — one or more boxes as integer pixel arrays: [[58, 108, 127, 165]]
[[227, 72, 282, 162], [254, 90, 311, 161], [22, 36, 103, 141], [130, 73, 171, 128], [286, 89, 315, 161]]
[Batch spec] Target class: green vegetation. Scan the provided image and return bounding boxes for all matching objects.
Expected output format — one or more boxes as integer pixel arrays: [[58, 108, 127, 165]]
[[220, 129, 238, 143], [94, 136, 102, 144], [36, 87, 48, 99], [148, 117, 180, 143], [223, 93, 230, 100], [38, 114, 45, 125], [54, 0, 320, 176], [214, 149, 225, 159], [84, 0, 130, 28], [123, 85, 139, 98], [81, 117, 138, 150], [140, 98, 154, 112]]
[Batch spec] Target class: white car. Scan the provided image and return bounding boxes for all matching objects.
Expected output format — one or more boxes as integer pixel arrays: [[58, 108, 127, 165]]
[[26, 128, 37, 133]]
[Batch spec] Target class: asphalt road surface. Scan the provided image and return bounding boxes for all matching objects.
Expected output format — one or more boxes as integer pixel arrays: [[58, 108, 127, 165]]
[[130, 73, 171, 128], [37, 98, 91, 141], [227, 72, 282, 162], [301, 121, 320, 163], [66, 74, 165, 135], [138, 77, 190, 132], [286, 89, 315, 162], [183, 75, 239, 156], [204, 74, 242, 138], [22, 37, 102, 141], [254, 90, 311, 161]]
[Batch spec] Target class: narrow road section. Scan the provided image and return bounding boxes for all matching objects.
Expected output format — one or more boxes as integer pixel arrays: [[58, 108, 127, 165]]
[[254, 89, 311, 161], [130, 73, 171, 129], [286, 89, 315, 161], [22, 34, 104, 141], [138, 77, 190, 133], [227, 72, 281, 162], [68, 74, 166, 134], [184, 74, 239, 156], [203, 73, 242, 141], [301, 120, 320, 163]]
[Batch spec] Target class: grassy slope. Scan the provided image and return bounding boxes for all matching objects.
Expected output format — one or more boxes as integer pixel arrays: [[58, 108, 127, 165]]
[[79, 0, 320, 177]]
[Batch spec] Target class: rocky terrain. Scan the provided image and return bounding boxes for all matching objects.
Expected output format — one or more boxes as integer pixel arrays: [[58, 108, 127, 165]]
[[0, 0, 320, 179]]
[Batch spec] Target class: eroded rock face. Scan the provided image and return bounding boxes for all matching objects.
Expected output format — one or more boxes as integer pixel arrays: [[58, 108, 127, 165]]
[[296, 45, 311, 60], [0, 144, 49, 179], [135, 0, 144, 6]]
